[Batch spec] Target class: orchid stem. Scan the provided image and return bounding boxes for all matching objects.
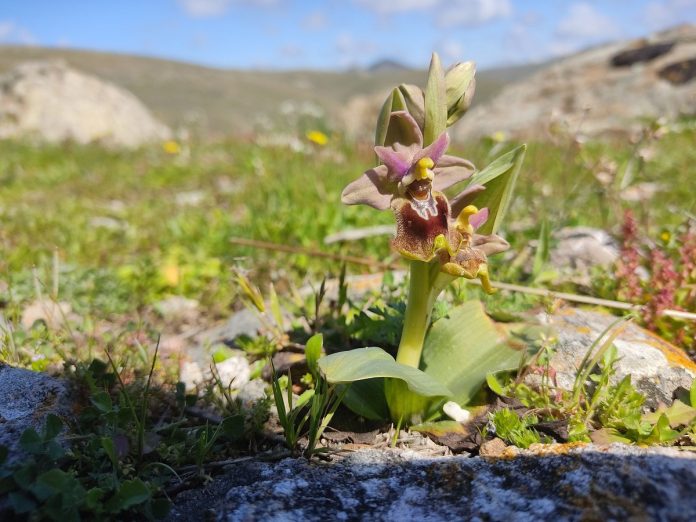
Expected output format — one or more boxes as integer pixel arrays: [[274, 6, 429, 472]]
[[396, 260, 435, 368]]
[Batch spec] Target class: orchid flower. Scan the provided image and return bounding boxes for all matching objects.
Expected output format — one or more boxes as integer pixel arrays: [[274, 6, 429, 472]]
[[341, 110, 508, 293], [325, 53, 523, 426]]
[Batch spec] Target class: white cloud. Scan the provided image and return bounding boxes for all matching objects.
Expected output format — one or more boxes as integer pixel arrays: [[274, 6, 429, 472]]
[[438, 40, 464, 63], [335, 32, 377, 67], [302, 11, 329, 31], [355, 0, 511, 26], [178, 0, 279, 18], [279, 43, 304, 58], [555, 2, 619, 40], [643, 0, 696, 30], [436, 0, 513, 28], [547, 2, 621, 58], [0, 21, 37, 45], [354, 0, 439, 15]]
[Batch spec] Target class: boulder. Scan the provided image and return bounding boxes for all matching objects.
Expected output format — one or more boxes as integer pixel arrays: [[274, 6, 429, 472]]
[[0, 60, 170, 148], [454, 24, 696, 141], [538, 308, 696, 407], [0, 364, 72, 464], [166, 444, 696, 521]]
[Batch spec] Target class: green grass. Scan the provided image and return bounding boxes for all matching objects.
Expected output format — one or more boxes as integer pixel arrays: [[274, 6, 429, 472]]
[[1, 121, 694, 321], [0, 122, 694, 519]]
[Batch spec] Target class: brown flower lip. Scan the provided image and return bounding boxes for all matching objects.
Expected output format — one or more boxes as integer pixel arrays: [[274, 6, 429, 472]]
[[408, 179, 432, 200]]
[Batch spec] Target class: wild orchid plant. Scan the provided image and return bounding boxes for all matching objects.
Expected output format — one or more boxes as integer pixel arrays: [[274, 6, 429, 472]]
[[319, 54, 526, 425]]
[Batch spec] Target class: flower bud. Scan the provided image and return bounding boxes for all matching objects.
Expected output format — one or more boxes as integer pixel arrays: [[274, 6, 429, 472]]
[[445, 61, 476, 126]]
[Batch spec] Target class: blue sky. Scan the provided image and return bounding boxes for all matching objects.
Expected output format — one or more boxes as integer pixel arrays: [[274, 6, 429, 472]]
[[0, 1, 693, 70]]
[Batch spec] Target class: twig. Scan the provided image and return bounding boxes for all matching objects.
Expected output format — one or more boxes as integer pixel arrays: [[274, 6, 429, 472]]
[[230, 237, 394, 269], [229, 237, 696, 321]]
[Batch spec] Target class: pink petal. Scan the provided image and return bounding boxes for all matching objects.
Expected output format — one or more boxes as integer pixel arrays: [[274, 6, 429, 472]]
[[341, 165, 394, 210], [385, 111, 423, 148], [469, 208, 489, 230], [432, 155, 475, 191], [450, 184, 486, 216], [415, 132, 449, 164], [472, 234, 510, 256], [374, 146, 411, 178]]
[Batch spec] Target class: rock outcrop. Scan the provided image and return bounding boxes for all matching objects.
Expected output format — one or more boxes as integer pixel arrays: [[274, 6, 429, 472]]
[[538, 308, 696, 408], [0, 60, 170, 148], [0, 364, 72, 464], [454, 24, 696, 142], [166, 445, 696, 521]]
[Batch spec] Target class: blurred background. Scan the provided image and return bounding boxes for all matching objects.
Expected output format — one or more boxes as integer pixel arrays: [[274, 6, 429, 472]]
[[0, 1, 694, 356]]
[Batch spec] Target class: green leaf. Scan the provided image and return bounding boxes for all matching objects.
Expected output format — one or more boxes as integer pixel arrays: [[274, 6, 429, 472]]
[[91, 390, 113, 413], [485, 370, 512, 397], [85, 488, 105, 510], [339, 380, 389, 421], [221, 415, 245, 441], [43, 414, 63, 440], [305, 333, 323, 378], [410, 420, 467, 436], [643, 400, 696, 428], [19, 428, 42, 454], [421, 301, 524, 406], [423, 52, 447, 145], [645, 413, 680, 444], [319, 347, 451, 398], [690, 378, 696, 408], [107, 479, 151, 512], [466, 144, 526, 235], [101, 437, 118, 469]]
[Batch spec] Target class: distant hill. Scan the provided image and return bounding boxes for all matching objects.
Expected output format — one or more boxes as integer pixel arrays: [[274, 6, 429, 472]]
[[366, 59, 412, 73], [0, 46, 542, 138], [454, 24, 696, 142]]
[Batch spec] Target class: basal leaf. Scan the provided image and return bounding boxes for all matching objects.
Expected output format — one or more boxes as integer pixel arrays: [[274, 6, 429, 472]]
[[466, 144, 526, 234], [305, 333, 323, 377], [318, 347, 451, 398], [339, 380, 389, 421], [422, 301, 524, 406]]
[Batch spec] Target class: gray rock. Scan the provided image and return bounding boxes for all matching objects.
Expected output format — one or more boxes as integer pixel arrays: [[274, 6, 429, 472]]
[[153, 296, 200, 323], [215, 353, 251, 389], [0, 60, 170, 148], [454, 24, 696, 142], [167, 444, 696, 521], [550, 227, 619, 272], [237, 379, 268, 410], [0, 364, 72, 464], [538, 308, 696, 407], [197, 308, 264, 347]]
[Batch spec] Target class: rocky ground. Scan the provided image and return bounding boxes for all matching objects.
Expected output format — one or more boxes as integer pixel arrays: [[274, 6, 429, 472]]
[[168, 444, 696, 521]]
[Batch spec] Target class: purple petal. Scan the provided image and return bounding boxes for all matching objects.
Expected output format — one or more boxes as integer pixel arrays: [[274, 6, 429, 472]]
[[469, 208, 489, 231], [432, 155, 475, 191], [341, 165, 394, 210], [385, 111, 423, 148], [374, 146, 410, 178], [415, 132, 449, 164], [450, 184, 486, 216], [472, 234, 510, 256]]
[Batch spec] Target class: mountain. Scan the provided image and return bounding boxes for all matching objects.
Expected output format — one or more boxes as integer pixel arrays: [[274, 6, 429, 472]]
[[0, 46, 541, 138]]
